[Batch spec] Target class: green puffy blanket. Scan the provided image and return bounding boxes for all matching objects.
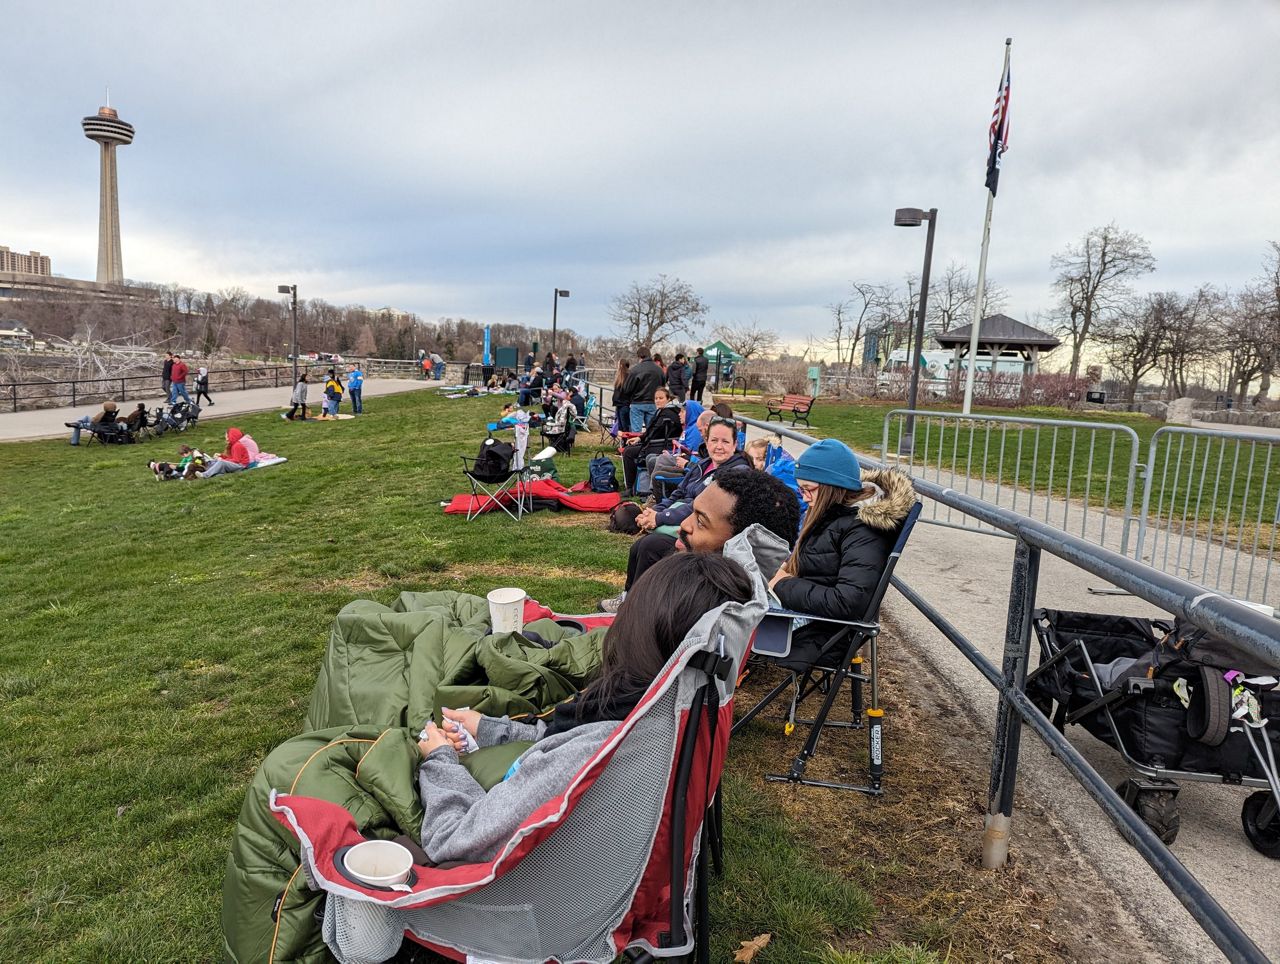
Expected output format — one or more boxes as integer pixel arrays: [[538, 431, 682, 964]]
[[305, 591, 607, 732], [223, 591, 607, 963]]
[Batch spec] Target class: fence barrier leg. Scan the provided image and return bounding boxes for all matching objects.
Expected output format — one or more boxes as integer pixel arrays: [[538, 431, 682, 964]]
[[983, 537, 1040, 870]]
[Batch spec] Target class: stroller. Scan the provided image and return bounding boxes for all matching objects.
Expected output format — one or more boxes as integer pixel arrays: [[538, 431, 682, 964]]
[[152, 401, 201, 435], [1027, 609, 1280, 856]]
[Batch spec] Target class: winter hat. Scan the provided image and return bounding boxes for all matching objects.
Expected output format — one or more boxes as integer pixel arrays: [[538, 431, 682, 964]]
[[795, 438, 862, 491]]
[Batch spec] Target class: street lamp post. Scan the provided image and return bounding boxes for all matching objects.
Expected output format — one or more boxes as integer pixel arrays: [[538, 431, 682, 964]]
[[277, 284, 298, 385], [893, 207, 937, 457], [551, 288, 570, 355]]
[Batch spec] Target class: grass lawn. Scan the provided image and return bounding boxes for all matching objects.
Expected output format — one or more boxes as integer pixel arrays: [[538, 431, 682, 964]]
[[0, 390, 942, 963]]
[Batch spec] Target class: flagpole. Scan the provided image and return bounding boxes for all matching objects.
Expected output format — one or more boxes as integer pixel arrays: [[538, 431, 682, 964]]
[[962, 37, 1012, 416]]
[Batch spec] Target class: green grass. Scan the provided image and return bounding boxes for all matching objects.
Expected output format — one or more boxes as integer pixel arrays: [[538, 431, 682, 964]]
[[0, 390, 885, 961]]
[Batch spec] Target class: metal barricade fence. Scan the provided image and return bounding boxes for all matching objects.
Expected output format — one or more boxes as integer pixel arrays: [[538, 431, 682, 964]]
[[1134, 426, 1280, 610], [882, 409, 1142, 554]]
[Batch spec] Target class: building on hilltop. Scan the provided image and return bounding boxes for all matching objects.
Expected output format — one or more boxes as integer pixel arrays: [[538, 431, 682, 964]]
[[0, 247, 52, 275]]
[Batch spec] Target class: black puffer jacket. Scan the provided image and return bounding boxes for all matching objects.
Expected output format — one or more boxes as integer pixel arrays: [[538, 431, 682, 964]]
[[621, 358, 665, 405], [773, 469, 915, 664]]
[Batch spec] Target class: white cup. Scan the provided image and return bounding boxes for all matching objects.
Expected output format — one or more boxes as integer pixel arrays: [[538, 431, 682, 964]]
[[487, 587, 527, 634], [344, 840, 414, 887]]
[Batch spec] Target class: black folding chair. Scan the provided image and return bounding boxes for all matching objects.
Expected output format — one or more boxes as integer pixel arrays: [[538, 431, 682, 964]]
[[732, 501, 922, 793], [460, 440, 529, 522]]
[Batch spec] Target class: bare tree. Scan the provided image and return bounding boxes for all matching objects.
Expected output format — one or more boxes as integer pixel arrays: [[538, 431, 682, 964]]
[[1157, 286, 1221, 399], [827, 281, 888, 374], [712, 317, 779, 361], [1248, 242, 1280, 404], [1051, 223, 1157, 378], [1097, 294, 1169, 407], [609, 274, 708, 351], [927, 261, 1009, 336]]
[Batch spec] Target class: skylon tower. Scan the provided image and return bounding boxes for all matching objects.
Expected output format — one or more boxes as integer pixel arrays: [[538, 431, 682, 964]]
[[82, 104, 134, 284]]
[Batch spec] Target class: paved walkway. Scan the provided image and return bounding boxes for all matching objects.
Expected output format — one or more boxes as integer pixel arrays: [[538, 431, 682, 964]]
[[0, 378, 443, 442]]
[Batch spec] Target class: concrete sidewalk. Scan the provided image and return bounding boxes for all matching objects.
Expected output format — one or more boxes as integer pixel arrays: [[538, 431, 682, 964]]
[[0, 377, 443, 442], [745, 423, 1276, 961]]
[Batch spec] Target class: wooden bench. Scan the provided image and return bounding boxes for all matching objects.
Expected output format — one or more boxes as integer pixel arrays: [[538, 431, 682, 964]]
[[765, 393, 816, 427]]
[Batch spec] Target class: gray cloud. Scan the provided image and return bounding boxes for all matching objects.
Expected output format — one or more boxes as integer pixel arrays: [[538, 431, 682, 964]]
[[4, 0, 1278, 348]]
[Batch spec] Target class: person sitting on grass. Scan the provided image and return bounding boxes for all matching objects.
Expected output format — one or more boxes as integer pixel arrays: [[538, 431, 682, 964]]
[[619, 387, 682, 496], [415, 551, 754, 866], [768, 439, 915, 670], [199, 427, 255, 478], [599, 467, 798, 613]]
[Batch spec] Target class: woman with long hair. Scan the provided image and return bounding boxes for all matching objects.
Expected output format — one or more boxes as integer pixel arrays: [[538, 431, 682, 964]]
[[768, 439, 914, 667], [415, 552, 754, 864], [612, 359, 632, 436]]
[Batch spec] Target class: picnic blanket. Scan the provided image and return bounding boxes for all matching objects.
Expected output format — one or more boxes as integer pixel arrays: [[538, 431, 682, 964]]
[[443, 477, 620, 515], [222, 589, 611, 962], [248, 454, 287, 469]]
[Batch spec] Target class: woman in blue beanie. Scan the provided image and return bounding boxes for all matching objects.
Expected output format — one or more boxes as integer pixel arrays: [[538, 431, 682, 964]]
[[768, 439, 915, 669]]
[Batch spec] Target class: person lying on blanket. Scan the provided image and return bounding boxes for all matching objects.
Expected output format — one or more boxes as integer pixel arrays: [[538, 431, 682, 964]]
[[412, 551, 753, 865]]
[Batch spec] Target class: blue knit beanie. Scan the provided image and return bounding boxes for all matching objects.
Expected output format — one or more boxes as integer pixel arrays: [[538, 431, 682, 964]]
[[796, 438, 862, 490]]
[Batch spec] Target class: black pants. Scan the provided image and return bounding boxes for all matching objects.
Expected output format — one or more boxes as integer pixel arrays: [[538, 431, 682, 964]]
[[285, 403, 308, 419], [690, 380, 706, 402], [626, 532, 678, 590], [196, 387, 213, 405]]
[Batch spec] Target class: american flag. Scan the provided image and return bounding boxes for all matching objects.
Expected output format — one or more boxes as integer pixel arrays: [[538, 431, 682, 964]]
[[984, 57, 1011, 196]]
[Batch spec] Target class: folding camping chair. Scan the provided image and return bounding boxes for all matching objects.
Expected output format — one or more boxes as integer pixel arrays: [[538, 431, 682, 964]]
[[268, 528, 776, 964], [732, 501, 921, 793], [459, 439, 529, 521], [571, 394, 597, 433]]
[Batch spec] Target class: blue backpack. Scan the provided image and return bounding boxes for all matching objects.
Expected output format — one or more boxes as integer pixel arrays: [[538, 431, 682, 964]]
[[588, 452, 619, 493]]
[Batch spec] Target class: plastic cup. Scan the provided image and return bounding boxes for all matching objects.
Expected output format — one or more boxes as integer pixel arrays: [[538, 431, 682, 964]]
[[487, 587, 527, 634], [344, 840, 413, 887]]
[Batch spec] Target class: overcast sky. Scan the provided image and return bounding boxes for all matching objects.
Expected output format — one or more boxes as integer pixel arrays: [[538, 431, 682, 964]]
[[5, 1, 1279, 353]]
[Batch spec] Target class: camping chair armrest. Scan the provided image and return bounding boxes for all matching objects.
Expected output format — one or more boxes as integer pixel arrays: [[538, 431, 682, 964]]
[[765, 607, 879, 633]]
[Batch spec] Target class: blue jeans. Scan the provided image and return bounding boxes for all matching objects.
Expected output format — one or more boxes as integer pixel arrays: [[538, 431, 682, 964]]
[[69, 415, 92, 445], [433, 361, 446, 380], [170, 382, 192, 405], [629, 403, 655, 433], [614, 403, 630, 435], [350, 388, 363, 413]]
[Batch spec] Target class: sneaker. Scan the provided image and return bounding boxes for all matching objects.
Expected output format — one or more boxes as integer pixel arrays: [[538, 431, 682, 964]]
[[280, 413, 289, 420], [598, 591, 627, 614]]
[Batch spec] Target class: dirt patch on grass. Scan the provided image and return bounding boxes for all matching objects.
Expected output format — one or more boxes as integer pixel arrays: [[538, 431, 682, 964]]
[[446, 561, 625, 588], [316, 570, 398, 593], [732, 627, 1157, 963]]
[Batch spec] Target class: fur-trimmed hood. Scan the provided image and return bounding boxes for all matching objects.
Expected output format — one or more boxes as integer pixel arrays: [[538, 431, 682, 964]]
[[855, 468, 917, 531]]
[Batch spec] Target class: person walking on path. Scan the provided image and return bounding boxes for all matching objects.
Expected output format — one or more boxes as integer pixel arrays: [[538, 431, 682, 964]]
[[690, 347, 708, 402], [282, 372, 309, 420], [347, 364, 364, 414], [161, 352, 174, 398], [169, 354, 192, 405], [194, 367, 214, 406]]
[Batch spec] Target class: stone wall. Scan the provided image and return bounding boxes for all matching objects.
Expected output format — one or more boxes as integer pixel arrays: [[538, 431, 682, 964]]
[[1194, 409, 1280, 428]]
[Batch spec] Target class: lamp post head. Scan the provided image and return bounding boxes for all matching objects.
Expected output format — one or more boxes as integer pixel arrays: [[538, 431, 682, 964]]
[[894, 208, 926, 227], [277, 284, 294, 295], [557, 289, 570, 298]]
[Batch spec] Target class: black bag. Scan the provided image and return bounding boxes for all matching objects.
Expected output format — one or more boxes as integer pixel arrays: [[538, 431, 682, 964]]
[[608, 502, 643, 535], [472, 439, 515, 481], [589, 452, 619, 493]]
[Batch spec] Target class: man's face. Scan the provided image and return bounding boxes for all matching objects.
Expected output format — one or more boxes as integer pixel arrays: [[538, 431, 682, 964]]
[[676, 483, 736, 554]]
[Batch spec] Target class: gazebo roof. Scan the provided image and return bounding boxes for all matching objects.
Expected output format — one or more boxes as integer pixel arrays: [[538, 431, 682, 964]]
[[935, 314, 1061, 350]]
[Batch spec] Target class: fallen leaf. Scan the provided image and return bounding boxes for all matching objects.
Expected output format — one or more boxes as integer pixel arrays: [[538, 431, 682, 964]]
[[733, 933, 771, 962]]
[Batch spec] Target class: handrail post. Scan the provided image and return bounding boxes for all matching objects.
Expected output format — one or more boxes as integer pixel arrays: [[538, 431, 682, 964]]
[[71, 380, 76, 407], [983, 536, 1040, 869]]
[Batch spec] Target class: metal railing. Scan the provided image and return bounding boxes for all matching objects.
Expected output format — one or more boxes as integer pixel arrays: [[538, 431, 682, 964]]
[[1134, 426, 1280, 610], [742, 413, 1277, 963], [883, 409, 1143, 554]]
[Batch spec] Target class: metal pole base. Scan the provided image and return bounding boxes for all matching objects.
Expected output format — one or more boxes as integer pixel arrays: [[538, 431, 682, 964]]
[[764, 772, 884, 795], [981, 812, 1011, 868]]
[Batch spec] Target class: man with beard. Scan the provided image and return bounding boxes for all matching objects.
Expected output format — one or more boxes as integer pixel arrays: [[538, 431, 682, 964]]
[[600, 469, 800, 612]]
